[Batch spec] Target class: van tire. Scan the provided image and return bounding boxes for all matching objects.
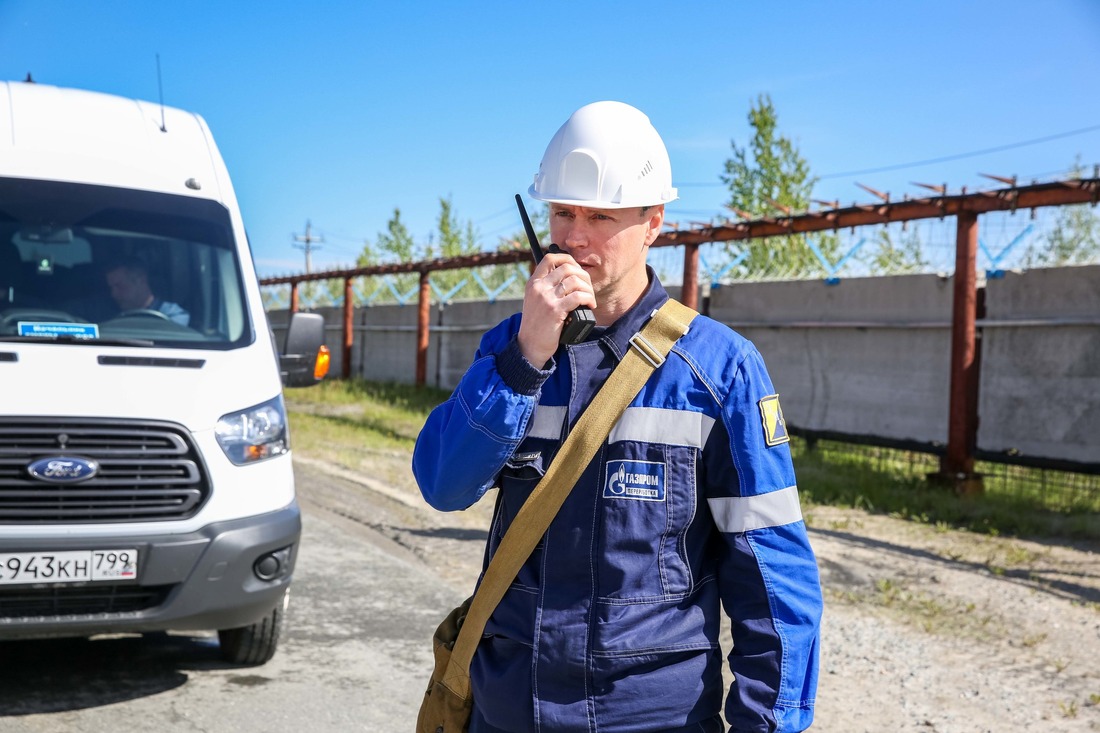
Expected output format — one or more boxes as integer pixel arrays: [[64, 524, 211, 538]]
[[218, 591, 286, 665]]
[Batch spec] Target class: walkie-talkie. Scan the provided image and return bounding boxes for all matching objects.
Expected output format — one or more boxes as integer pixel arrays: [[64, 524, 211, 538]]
[[515, 194, 596, 345]]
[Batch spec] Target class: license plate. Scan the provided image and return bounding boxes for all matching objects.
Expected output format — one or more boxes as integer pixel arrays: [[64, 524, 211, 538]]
[[0, 550, 138, 585]]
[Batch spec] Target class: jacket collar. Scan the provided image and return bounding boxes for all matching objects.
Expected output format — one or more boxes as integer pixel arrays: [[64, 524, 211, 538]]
[[586, 266, 669, 362]]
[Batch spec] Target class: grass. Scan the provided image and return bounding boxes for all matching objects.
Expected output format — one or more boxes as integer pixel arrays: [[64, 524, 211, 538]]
[[793, 438, 1100, 541], [286, 378, 1100, 543], [286, 379, 449, 451], [827, 578, 1000, 641]]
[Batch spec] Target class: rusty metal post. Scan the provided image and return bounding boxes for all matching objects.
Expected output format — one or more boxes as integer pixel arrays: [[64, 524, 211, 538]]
[[934, 210, 984, 495], [289, 281, 300, 313], [416, 270, 431, 387], [343, 277, 354, 379], [681, 243, 699, 311]]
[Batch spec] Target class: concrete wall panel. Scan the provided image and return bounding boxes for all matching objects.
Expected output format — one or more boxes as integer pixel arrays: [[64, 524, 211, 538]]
[[433, 299, 520, 391], [358, 303, 420, 384], [978, 265, 1100, 463], [708, 275, 955, 444], [267, 268, 1099, 468]]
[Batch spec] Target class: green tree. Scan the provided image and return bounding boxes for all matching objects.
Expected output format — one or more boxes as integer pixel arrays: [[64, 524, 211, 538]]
[[377, 207, 417, 262], [863, 226, 927, 275], [1043, 203, 1100, 265], [355, 238, 377, 268], [435, 196, 480, 258], [721, 94, 837, 279], [355, 208, 420, 304], [431, 196, 483, 300], [498, 202, 550, 253], [356, 208, 417, 266], [481, 202, 550, 302], [1036, 160, 1100, 266], [1016, 161, 1100, 268]]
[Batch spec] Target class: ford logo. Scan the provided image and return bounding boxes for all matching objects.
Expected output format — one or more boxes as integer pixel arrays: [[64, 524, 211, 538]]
[[26, 456, 99, 484]]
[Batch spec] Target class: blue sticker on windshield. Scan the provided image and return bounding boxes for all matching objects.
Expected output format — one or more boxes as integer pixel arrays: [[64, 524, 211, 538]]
[[17, 322, 100, 339]]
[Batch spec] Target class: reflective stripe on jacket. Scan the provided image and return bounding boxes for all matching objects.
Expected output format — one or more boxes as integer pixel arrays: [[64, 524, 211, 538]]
[[413, 273, 822, 733]]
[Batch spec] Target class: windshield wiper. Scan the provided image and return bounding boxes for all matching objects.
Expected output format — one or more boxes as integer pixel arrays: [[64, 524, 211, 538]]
[[0, 335, 156, 347]]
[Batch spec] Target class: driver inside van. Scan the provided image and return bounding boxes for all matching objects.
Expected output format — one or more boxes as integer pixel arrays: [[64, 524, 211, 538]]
[[104, 256, 189, 326]]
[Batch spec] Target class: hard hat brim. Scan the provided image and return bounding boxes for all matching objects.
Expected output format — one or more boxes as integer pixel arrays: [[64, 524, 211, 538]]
[[527, 184, 678, 210]]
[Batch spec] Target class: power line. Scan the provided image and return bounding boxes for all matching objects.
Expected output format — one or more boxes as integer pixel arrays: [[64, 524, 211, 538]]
[[476, 205, 517, 224], [675, 123, 1100, 186], [818, 123, 1100, 179]]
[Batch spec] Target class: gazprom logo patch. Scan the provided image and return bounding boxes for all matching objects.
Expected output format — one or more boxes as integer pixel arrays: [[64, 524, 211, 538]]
[[603, 460, 665, 502]]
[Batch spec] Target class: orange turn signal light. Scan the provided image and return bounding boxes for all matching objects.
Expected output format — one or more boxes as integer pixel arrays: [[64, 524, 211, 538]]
[[314, 345, 331, 380]]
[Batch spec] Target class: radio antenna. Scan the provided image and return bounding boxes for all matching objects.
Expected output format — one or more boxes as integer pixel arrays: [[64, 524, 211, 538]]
[[156, 53, 167, 132]]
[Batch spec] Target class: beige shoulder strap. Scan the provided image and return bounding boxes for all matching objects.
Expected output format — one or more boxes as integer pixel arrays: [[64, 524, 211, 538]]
[[438, 298, 697, 699]]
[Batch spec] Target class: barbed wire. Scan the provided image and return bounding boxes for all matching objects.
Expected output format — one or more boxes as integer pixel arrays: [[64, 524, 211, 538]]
[[261, 202, 1097, 313]]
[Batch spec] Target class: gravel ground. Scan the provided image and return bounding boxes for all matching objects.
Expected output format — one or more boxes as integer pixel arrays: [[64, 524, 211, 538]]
[[807, 505, 1099, 732], [294, 452, 1100, 732]]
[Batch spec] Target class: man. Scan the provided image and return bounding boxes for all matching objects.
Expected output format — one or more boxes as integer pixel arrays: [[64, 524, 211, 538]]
[[105, 257, 189, 326], [413, 101, 822, 732]]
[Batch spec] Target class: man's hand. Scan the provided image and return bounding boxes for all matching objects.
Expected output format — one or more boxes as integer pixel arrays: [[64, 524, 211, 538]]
[[517, 249, 596, 367]]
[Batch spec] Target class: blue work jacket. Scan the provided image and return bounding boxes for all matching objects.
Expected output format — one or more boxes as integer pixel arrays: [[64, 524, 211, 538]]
[[413, 273, 822, 733]]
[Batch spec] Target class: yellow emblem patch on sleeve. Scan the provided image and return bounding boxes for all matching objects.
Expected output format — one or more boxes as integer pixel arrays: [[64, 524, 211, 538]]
[[758, 394, 790, 447]]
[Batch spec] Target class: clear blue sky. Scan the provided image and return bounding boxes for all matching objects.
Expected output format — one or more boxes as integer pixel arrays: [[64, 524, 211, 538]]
[[3, 1, 1098, 277]]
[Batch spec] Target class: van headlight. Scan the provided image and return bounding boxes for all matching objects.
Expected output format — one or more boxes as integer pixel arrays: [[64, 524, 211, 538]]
[[216, 396, 289, 465]]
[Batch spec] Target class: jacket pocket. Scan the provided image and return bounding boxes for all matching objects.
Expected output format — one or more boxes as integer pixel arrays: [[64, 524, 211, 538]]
[[598, 442, 695, 599], [589, 646, 724, 730], [489, 449, 547, 589], [473, 584, 538, 731], [589, 589, 724, 731]]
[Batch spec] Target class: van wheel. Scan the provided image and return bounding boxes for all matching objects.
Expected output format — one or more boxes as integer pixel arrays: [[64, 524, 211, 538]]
[[218, 590, 287, 665]]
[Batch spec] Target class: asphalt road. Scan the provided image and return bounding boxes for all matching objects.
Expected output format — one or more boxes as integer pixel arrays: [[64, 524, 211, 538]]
[[0, 460, 471, 732]]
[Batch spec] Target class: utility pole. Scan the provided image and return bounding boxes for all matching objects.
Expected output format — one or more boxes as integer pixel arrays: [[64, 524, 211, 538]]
[[293, 220, 323, 274]]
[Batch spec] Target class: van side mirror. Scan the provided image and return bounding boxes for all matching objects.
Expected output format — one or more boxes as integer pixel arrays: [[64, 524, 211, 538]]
[[280, 311, 329, 388]]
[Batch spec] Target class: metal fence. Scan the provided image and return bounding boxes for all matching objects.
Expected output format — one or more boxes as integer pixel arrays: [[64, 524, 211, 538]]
[[261, 175, 1100, 507], [791, 430, 1100, 517], [261, 183, 1099, 312]]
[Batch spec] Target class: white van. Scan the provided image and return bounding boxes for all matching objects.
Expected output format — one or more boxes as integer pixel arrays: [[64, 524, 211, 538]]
[[0, 80, 327, 664]]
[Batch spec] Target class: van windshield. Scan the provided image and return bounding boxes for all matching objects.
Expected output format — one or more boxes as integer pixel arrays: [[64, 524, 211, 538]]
[[0, 177, 252, 349]]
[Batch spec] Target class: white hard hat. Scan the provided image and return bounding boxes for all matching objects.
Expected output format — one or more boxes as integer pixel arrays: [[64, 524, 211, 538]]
[[529, 101, 678, 209]]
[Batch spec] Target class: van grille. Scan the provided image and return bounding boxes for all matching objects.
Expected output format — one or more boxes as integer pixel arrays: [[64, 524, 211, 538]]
[[0, 583, 173, 618], [0, 419, 209, 522]]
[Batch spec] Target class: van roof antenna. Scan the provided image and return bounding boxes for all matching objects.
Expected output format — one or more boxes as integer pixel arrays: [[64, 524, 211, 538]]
[[156, 53, 167, 132]]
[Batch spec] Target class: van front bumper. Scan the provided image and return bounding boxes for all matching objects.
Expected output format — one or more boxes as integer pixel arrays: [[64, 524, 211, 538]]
[[0, 502, 300, 639]]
